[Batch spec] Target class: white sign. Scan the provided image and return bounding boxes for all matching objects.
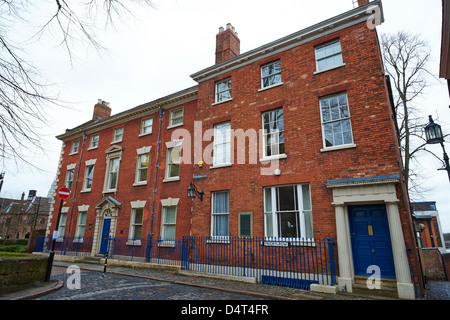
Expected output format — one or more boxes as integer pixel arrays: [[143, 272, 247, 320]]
[[52, 230, 59, 240], [262, 241, 289, 247]]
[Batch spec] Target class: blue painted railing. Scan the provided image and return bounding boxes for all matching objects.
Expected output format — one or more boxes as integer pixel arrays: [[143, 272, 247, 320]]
[[33, 236, 93, 257], [34, 235, 337, 290], [180, 236, 336, 290]]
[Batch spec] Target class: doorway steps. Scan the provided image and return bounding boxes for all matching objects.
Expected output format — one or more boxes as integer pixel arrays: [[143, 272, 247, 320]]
[[350, 276, 399, 299]]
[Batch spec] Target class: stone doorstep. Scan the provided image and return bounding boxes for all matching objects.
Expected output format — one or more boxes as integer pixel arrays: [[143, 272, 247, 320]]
[[351, 276, 399, 299]]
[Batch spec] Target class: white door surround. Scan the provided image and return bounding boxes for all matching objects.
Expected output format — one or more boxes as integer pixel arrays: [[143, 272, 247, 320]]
[[327, 174, 416, 300]]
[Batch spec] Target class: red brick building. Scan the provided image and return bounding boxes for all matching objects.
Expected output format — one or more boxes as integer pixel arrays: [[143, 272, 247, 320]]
[[46, 0, 421, 298]]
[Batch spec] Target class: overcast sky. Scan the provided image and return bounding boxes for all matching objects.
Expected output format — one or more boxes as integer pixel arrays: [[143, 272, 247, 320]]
[[2, 0, 450, 233]]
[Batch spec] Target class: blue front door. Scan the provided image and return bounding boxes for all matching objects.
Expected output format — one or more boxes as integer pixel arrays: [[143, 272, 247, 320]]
[[99, 219, 111, 255], [349, 205, 396, 279]]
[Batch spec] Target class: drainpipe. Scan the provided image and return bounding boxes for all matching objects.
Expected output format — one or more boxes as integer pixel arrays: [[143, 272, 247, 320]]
[[146, 107, 165, 261], [64, 131, 87, 253]]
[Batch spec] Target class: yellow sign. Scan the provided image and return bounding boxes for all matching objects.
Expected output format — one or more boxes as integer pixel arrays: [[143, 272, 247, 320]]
[[368, 225, 374, 236]]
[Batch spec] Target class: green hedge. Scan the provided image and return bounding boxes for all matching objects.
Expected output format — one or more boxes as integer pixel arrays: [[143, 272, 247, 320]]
[[0, 239, 29, 246]]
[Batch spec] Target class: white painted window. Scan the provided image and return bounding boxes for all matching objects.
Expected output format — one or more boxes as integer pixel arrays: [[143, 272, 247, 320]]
[[315, 40, 343, 72], [263, 184, 313, 239], [319, 93, 353, 148], [261, 60, 281, 88], [211, 191, 230, 237], [262, 108, 285, 158], [215, 78, 231, 103], [213, 122, 231, 166]]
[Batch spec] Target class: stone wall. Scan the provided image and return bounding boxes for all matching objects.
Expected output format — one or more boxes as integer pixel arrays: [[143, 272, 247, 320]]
[[0, 255, 48, 295]]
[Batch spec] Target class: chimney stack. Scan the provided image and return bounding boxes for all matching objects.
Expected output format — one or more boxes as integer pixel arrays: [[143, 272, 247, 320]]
[[215, 23, 240, 64], [93, 99, 111, 121]]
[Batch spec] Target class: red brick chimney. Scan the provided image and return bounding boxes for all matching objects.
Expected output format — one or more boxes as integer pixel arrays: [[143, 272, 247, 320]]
[[93, 99, 111, 121], [215, 23, 240, 64]]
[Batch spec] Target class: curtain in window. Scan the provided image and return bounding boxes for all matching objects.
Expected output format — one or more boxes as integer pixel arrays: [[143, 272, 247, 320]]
[[212, 191, 229, 237]]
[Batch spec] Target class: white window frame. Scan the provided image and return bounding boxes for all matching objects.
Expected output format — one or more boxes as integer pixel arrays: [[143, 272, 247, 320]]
[[319, 92, 354, 150], [161, 206, 177, 241], [82, 159, 96, 192], [75, 208, 88, 240], [103, 146, 123, 193], [134, 146, 151, 186], [126, 200, 147, 245], [314, 40, 344, 73], [65, 163, 76, 191], [211, 191, 230, 239], [130, 208, 144, 240], [260, 60, 282, 89], [215, 78, 232, 103], [213, 122, 231, 167], [263, 184, 313, 240], [160, 198, 179, 246], [57, 209, 68, 241], [261, 108, 285, 159], [140, 118, 153, 136], [112, 127, 124, 143], [89, 133, 99, 150], [70, 140, 79, 155], [164, 140, 182, 182], [168, 107, 184, 129]]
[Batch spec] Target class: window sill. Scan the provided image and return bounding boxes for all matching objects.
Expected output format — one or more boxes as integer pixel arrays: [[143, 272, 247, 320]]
[[87, 146, 98, 151], [320, 143, 356, 153], [158, 240, 176, 248], [212, 98, 233, 106], [80, 189, 92, 193], [139, 132, 152, 137], [167, 123, 183, 130], [258, 82, 284, 92], [207, 237, 230, 244], [126, 240, 142, 246], [259, 154, 287, 162], [210, 163, 232, 169], [314, 63, 346, 75], [110, 140, 123, 145], [69, 152, 78, 156], [133, 181, 147, 187], [103, 189, 117, 194], [163, 177, 180, 183], [73, 238, 84, 243]]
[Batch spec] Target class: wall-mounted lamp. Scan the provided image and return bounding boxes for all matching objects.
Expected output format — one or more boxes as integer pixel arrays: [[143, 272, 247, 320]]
[[187, 182, 204, 201]]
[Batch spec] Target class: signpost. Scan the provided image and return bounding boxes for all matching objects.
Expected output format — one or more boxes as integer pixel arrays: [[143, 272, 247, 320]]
[[45, 187, 70, 282]]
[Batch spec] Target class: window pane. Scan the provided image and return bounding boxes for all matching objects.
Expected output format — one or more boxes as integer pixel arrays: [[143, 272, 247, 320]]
[[301, 185, 311, 211], [265, 212, 274, 237], [264, 188, 272, 212], [278, 212, 299, 238], [213, 191, 229, 213], [134, 226, 142, 239], [240, 213, 251, 237], [169, 163, 180, 177], [164, 225, 175, 240], [134, 209, 143, 224], [164, 207, 177, 224], [213, 214, 229, 237], [277, 186, 296, 211]]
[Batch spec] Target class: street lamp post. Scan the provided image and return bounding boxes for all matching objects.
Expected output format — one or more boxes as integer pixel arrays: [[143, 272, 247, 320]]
[[424, 115, 450, 182]]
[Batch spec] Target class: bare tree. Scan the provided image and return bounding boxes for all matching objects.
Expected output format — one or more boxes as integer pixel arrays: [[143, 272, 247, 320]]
[[0, 0, 154, 173], [381, 31, 443, 194]]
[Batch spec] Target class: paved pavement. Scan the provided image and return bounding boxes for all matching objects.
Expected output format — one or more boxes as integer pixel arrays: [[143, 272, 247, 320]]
[[2, 259, 450, 301]]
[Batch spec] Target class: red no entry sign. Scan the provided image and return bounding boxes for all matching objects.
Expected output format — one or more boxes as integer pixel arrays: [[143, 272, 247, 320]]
[[57, 187, 71, 200]]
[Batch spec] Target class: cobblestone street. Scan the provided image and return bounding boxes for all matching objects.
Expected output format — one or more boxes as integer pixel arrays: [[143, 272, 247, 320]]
[[38, 266, 264, 300]]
